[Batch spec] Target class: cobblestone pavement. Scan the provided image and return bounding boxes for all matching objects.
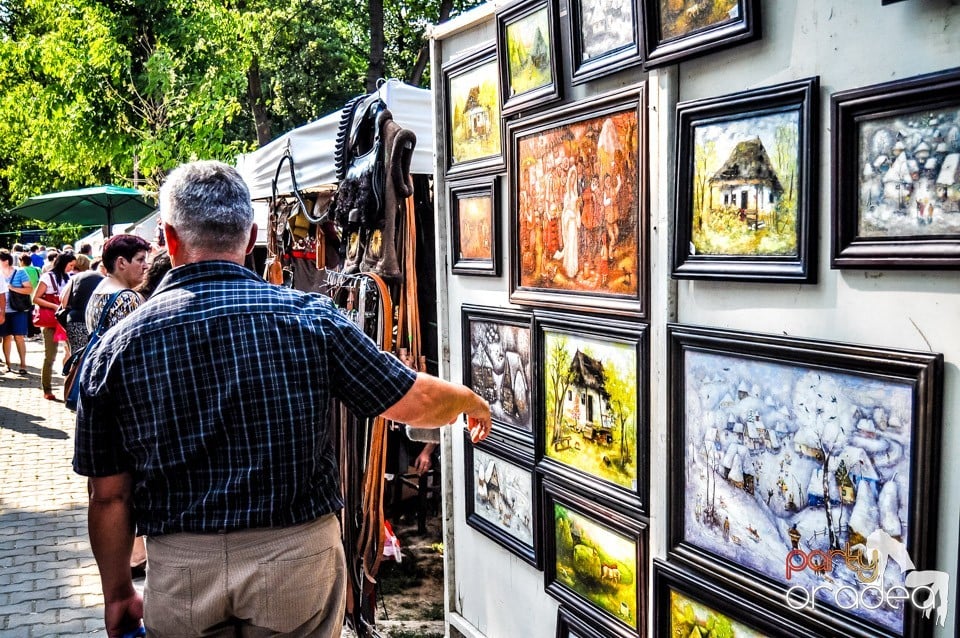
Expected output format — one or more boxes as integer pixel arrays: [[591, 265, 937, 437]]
[[0, 338, 106, 636]]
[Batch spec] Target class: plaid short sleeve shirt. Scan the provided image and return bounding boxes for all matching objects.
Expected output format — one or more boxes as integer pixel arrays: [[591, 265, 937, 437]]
[[72, 261, 417, 536]]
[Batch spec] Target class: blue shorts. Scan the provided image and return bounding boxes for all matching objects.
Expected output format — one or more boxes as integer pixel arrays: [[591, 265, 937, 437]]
[[1, 311, 29, 337]]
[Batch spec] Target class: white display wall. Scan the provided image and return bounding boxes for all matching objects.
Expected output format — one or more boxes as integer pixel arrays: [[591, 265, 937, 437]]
[[430, 1, 960, 637]]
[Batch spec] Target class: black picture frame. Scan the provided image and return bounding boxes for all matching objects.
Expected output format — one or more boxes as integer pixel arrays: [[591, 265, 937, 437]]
[[535, 310, 648, 517], [442, 45, 505, 177], [641, 0, 760, 70], [653, 559, 827, 638], [555, 604, 618, 638], [673, 77, 819, 283], [464, 434, 541, 568], [543, 478, 647, 638], [461, 304, 535, 444], [449, 175, 502, 276], [568, 0, 642, 85], [509, 86, 648, 318], [667, 323, 944, 638], [496, 0, 562, 117], [830, 67, 960, 269]]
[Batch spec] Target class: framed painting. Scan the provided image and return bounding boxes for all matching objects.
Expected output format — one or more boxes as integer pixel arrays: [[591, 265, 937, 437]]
[[667, 323, 944, 638], [568, 0, 642, 85], [464, 434, 540, 568], [673, 77, 818, 282], [653, 560, 826, 638], [641, 0, 760, 69], [449, 175, 501, 276], [461, 305, 535, 444], [443, 46, 504, 176], [556, 605, 629, 638], [509, 87, 647, 317], [544, 478, 647, 638], [536, 311, 648, 515], [496, 0, 562, 117], [831, 67, 960, 269]]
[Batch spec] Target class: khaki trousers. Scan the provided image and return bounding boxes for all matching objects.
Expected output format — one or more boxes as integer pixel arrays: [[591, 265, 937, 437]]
[[144, 514, 346, 638]]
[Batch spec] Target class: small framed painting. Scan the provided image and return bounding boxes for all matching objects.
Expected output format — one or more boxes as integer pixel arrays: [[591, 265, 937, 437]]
[[667, 323, 944, 638], [544, 478, 647, 638], [462, 304, 535, 444], [568, 0, 642, 85], [496, 0, 562, 116], [449, 175, 501, 276], [536, 310, 648, 515], [653, 560, 826, 638], [556, 604, 630, 638], [641, 0, 760, 69], [443, 45, 504, 176], [509, 87, 647, 317], [831, 67, 960, 269], [673, 77, 818, 282], [464, 434, 540, 568]]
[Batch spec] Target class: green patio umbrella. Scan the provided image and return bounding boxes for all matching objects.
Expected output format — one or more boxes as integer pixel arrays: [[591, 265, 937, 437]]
[[9, 185, 156, 236]]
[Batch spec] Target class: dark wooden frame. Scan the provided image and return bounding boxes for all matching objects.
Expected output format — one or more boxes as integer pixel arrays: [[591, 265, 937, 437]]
[[442, 45, 505, 177], [543, 478, 647, 638], [555, 605, 621, 638], [496, 0, 562, 117], [464, 433, 541, 568], [673, 77, 818, 282], [535, 310, 648, 516], [653, 559, 826, 638], [449, 175, 502, 276], [667, 323, 943, 638], [568, 0, 642, 85], [641, 0, 760, 70], [461, 304, 535, 445], [831, 67, 960, 269], [509, 86, 648, 317]]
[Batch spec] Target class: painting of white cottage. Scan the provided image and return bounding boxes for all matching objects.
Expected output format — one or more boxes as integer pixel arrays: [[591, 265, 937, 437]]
[[683, 349, 918, 633], [543, 329, 638, 491], [691, 110, 801, 256]]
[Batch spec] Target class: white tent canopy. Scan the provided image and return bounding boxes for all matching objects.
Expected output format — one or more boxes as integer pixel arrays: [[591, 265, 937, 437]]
[[235, 79, 435, 201]]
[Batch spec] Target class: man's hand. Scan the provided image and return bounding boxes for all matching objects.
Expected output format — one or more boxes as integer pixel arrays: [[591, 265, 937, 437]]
[[413, 444, 436, 475], [104, 589, 143, 638]]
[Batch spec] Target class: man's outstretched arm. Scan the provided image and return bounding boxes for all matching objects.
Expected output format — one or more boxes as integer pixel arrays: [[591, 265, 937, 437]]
[[381, 373, 492, 443]]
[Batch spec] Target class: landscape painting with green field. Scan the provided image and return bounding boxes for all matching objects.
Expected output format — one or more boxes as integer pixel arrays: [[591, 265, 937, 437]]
[[505, 8, 553, 97]]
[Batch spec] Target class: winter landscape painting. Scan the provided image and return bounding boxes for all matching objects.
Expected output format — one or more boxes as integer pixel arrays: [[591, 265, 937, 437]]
[[569, 0, 641, 84], [832, 69, 960, 268], [668, 325, 944, 637], [465, 437, 537, 566], [462, 306, 533, 441]]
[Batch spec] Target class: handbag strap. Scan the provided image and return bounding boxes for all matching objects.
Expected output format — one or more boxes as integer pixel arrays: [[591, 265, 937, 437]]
[[92, 291, 125, 338]]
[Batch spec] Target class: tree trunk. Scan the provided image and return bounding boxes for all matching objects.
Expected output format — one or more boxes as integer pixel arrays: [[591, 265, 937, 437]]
[[408, 0, 455, 86], [367, 0, 385, 93], [246, 55, 272, 146]]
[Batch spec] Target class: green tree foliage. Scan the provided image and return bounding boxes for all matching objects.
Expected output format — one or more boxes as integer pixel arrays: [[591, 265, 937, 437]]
[[0, 0, 482, 239]]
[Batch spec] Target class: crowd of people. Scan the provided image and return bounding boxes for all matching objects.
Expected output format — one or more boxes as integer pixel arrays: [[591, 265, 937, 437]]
[[0, 239, 170, 402]]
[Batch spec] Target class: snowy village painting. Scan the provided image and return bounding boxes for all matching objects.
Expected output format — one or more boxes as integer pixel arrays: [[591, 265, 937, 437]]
[[465, 438, 538, 566], [445, 49, 502, 171], [462, 306, 533, 441], [674, 79, 816, 282], [546, 481, 645, 634], [832, 69, 960, 267], [569, 0, 641, 84], [511, 91, 646, 316], [539, 314, 646, 512], [669, 326, 943, 636]]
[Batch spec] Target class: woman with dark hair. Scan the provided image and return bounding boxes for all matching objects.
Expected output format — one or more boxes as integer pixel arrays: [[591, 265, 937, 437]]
[[34, 251, 75, 399], [135, 249, 172, 300], [83, 234, 151, 576], [1, 249, 32, 374], [85, 234, 151, 333]]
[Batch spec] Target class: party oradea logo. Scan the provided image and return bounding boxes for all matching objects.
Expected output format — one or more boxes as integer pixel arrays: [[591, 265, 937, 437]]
[[784, 529, 949, 627]]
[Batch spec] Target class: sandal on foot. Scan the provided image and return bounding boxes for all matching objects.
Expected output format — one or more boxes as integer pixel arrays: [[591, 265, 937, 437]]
[[17, 368, 28, 375], [43, 393, 57, 401]]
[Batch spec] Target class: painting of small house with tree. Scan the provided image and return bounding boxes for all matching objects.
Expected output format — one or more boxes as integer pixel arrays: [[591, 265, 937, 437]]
[[448, 55, 501, 166], [543, 328, 638, 491], [691, 111, 800, 256]]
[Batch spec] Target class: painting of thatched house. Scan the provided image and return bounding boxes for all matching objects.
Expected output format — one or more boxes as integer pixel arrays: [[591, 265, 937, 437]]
[[709, 137, 783, 227], [562, 350, 613, 443], [464, 86, 491, 140]]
